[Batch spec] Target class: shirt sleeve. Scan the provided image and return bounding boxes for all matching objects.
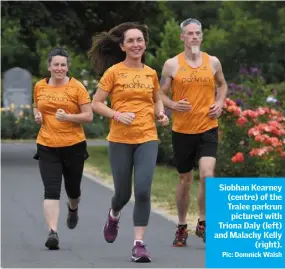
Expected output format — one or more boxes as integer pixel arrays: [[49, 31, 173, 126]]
[[78, 84, 91, 105], [97, 68, 115, 92], [152, 71, 160, 93]]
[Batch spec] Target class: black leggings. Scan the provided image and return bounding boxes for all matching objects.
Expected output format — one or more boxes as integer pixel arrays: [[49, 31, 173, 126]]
[[108, 140, 158, 226], [34, 141, 89, 200]]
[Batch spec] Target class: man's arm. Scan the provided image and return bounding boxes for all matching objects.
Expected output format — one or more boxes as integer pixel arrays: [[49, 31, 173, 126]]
[[209, 56, 228, 118], [160, 58, 192, 112], [213, 56, 228, 105], [159, 59, 176, 110]]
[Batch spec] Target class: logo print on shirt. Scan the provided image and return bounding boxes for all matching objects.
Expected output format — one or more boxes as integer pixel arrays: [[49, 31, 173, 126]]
[[181, 71, 211, 84], [118, 73, 128, 79], [38, 91, 69, 102], [122, 75, 154, 92]]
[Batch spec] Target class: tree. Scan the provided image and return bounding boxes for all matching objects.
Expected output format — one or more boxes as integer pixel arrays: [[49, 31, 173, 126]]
[[202, 1, 285, 83], [1, 1, 161, 76], [146, 18, 183, 76]]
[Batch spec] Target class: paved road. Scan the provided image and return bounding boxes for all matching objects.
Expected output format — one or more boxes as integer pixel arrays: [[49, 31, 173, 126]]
[[1, 142, 205, 268]]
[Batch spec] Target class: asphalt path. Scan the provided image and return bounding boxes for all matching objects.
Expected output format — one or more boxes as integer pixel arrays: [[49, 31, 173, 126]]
[[1, 142, 205, 268]]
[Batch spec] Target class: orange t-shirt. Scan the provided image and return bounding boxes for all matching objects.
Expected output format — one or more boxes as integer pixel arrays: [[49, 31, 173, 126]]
[[171, 52, 218, 134], [97, 62, 159, 144], [33, 77, 91, 147]]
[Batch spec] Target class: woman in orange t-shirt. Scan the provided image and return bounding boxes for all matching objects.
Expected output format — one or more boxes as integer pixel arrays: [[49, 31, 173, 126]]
[[89, 22, 169, 263], [33, 48, 93, 250]]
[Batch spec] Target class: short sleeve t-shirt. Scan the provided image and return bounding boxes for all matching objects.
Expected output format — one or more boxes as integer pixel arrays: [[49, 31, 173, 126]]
[[97, 62, 159, 144], [33, 77, 91, 147]]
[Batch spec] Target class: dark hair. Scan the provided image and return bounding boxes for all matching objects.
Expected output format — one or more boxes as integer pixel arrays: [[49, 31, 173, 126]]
[[47, 47, 70, 65], [88, 22, 149, 76]]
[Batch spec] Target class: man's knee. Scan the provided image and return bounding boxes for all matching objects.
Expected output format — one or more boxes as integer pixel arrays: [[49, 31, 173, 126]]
[[199, 156, 216, 181], [199, 171, 214, 182], [178, 171, 193, 184]]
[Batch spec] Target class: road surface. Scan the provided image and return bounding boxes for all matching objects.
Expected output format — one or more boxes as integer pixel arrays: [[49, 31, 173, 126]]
[[1, 142, 205, 268]]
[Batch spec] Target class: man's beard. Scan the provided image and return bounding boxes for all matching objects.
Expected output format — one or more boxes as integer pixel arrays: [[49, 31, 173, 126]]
[[191, 45, 200, 54]]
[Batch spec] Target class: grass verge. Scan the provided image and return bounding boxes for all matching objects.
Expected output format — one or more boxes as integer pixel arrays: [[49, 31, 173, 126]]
[[85, 145, 200, 228]]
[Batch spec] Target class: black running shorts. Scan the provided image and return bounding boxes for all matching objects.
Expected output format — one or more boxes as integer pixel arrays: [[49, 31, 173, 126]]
[[172, 127, 218, 174]]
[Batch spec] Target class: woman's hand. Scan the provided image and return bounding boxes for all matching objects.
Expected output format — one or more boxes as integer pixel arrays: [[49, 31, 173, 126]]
[[116, 112, 135, 125], [157, 111, 169, 127], [34, 111, 43, 124], [56, 109, 68, 122]]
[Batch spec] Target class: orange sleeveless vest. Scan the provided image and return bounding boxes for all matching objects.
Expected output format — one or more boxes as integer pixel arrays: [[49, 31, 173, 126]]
[[171, 52, 218, 134]]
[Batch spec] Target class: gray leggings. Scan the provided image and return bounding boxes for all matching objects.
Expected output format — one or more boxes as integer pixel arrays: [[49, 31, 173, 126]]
[[108, 140, 158, 226]]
